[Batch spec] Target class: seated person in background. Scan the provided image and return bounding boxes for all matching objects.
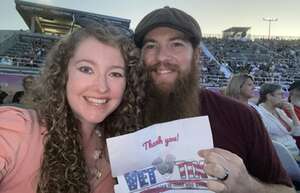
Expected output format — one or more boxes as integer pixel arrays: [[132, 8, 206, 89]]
[[0, 24, 144, 193], [287, 80, 300, 149], [225, 73, 256, 106], [0, 56, 13, 65], [257, 83, 300, 160], [0, 85, 8, 104], [12, 75, 34, 103]]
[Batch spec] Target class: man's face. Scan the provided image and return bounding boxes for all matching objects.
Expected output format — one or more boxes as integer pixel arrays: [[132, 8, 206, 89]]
[[290, 88, 300, 102], [142, 27, 195, 93]]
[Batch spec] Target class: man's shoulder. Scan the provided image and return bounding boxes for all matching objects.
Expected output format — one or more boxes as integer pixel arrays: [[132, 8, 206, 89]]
[[0, 91, 8, 98], [14, 91, 24, 96], [200, 88, 257, 117], [294, 104, 300, 114], [200, 88, 245, 107]]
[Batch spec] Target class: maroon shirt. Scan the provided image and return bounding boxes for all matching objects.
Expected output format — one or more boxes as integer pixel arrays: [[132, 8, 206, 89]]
[[199, 89, 292, 186], [285, 105, 300, 149]]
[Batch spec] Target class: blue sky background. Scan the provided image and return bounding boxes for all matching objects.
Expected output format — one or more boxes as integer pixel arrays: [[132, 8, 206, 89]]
[[1, 0, 300, 37]]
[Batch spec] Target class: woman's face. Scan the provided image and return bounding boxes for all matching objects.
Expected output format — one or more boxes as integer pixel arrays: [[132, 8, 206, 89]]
[[269, 89, 284, 107], [66, 37, 126, 129], [240, 78, 255, 99]]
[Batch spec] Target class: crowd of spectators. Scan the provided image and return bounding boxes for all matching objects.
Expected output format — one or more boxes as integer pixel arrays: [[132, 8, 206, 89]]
[[0, 32, 58, 68], [1, 32, 300, 99], [224, 74, 300, 188], [200, 37, 300, 88]]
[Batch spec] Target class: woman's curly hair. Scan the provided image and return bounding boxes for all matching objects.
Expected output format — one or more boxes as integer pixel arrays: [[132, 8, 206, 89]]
[[24, 24, 146, 193]]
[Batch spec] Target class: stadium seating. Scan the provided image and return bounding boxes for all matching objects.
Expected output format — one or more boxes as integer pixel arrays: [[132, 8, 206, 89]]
[[272, 140, 300, 189], [200, 37, 300, 88], [0, 31, 58, 68], [1, 30, 300, 89]]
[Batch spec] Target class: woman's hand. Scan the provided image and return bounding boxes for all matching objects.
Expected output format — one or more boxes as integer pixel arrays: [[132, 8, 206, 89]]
[[278, 101, 294, 113]]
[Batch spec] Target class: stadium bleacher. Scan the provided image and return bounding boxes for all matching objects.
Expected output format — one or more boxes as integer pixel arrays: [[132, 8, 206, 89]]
[[200, 37, 300, 88], [1, 31, 59, 67]]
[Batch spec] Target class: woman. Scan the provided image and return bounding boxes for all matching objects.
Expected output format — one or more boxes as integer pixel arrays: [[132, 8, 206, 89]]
[[225, 73, 256, 104], [0, 24, 144, 193], [257, 83, 300, 159]]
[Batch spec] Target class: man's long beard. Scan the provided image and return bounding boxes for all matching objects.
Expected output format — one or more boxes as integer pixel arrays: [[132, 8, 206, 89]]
[[143, 59, 200, 127]]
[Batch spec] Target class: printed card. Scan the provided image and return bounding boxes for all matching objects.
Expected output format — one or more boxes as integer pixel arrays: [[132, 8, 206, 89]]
[[107, 116, 214, 193]]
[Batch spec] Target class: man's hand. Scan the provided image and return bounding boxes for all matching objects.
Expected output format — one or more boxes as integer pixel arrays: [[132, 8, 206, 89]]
[[198, 148, 258, 193]]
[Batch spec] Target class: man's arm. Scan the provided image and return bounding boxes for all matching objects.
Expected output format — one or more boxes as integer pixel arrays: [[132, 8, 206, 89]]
[[251, 176, 296, 193], [198, 148, 295, 193]]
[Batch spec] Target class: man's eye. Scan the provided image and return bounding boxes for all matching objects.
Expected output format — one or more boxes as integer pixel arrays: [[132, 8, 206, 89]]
[[143, 42, 157, 50], [171, 41, 185, 47], [78, 66, 93, 74]]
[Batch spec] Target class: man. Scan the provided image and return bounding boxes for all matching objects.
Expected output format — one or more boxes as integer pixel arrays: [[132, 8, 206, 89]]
[[134, 6, 295, 193], [12, 75, 34, 103], [288, 80, 300, 119], [288, 80, 300, 148], [0, 85, 8, 104]]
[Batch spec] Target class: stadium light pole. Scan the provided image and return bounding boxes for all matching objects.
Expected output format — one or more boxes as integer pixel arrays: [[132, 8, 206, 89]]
[[263, 17, 278, 39]]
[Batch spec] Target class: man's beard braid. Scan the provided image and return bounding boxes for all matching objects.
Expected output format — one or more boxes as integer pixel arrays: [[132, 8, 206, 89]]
[[143, 57, 200, 127]]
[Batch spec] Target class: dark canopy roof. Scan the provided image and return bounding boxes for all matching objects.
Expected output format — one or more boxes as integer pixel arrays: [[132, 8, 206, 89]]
[[223, 27, 251, 33], [15, 0, 131, 36]]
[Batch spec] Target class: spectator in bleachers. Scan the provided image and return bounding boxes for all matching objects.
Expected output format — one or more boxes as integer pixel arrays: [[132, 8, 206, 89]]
[[0, 56, 13, 65], [200, 37, 300, 88], [225, 73, 256, 105], [0, 85, 8, 104], [288, 80, 300, 118], [12, 75, 34, 104], [257, 83, 300, 161], [287, 80, 300, 149]]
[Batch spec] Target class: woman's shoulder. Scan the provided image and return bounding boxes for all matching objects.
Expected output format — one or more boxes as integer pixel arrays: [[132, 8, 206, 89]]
[[0, 106, 44, 184], [0, 106, 39, 134]]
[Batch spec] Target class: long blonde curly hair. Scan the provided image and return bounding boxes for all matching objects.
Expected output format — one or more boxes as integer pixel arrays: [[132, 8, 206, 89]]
[[24, 24, 145, 193]]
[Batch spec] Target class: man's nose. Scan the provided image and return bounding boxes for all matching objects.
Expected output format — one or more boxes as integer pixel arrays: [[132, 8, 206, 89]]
[[157, 46, 172, 63]]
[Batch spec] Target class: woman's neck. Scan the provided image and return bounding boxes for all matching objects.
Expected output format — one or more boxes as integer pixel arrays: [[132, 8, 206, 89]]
[[261, 102, 276, 114], [239, 96, 249, 104], [81, 122, 97, 142]]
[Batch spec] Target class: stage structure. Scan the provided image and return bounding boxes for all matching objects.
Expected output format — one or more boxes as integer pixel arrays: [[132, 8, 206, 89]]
[[222, 27, 251, 40], [15, 0, 131, 36]]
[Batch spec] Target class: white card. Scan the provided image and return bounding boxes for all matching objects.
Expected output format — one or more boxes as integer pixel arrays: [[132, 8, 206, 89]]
[[107, 116, 214, 193]]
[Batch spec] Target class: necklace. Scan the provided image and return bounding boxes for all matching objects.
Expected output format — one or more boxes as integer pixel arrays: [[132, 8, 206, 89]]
[[89, 129, 104, 181]]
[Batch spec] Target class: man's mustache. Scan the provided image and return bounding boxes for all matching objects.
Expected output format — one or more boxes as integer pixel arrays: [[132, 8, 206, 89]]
[[146, 63, 179, 72]]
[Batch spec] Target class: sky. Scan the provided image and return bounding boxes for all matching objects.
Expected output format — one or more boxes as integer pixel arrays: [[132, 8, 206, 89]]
[[1, 0, 300, 38]]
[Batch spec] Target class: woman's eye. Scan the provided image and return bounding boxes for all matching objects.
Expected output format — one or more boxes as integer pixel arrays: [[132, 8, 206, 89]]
[[78, 66, 93, 74], [110, 72, 124, 78]]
